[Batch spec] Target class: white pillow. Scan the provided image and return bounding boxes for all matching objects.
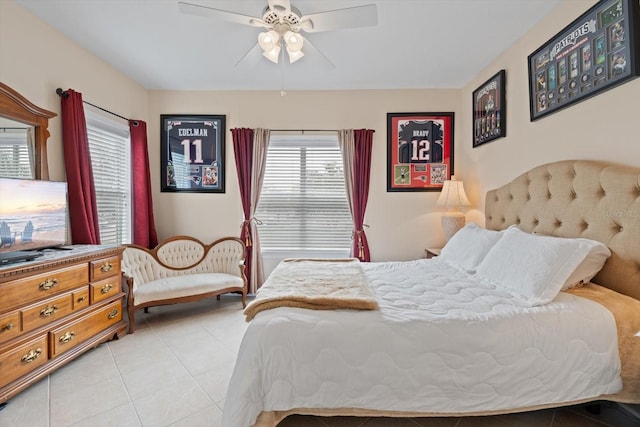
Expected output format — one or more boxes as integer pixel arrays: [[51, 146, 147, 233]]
[[562, 243, 611, 290], [529, 230, 612, 290], [475, 226, 611, 306], [439, 222, 503, 272]]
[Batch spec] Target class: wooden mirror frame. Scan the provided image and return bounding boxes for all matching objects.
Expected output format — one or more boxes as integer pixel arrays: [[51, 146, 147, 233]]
[[0, 82, 56, 179]]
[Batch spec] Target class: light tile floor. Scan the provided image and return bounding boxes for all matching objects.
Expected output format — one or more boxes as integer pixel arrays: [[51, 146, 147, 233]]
[[1, 296, 638, 427]]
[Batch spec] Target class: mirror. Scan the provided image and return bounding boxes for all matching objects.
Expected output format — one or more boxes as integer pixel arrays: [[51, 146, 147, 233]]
[[0, 82, 56, 179], [0, 116, 34, 178]]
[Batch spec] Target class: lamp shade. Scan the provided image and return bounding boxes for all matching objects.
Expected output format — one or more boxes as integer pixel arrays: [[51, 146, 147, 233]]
[[262, 44, 281, 63], [258, 30, 280, 52], [437, 176, 471, 210], [437, 176, 470, 240], [286, 48, 304, 63], [283, 31, 304, 52]]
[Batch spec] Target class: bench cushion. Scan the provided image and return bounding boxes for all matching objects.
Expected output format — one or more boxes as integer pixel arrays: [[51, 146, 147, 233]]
[[134, 272, 244, 305]]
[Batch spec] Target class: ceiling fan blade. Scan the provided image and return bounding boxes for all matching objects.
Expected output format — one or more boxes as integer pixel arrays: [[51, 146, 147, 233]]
[[234, 42, 262, 68], [302, 35, 335, 70], [268, 0, 291, 14], [300, 4, 377, 33], [178, 1, 265, 27]]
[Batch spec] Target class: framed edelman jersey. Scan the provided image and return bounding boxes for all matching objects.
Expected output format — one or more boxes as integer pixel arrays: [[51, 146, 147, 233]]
[[160, 114, 226, 193], [386, 112, 454, 192]]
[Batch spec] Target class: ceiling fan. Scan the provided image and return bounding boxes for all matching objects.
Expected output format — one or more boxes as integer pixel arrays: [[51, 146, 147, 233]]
[[178, 0, 378, 67]]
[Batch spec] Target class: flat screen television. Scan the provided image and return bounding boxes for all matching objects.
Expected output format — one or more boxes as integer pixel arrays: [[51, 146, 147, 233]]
[[0, 177, 69, 265]]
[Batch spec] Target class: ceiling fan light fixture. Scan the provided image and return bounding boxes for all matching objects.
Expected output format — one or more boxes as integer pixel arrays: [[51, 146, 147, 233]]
[[283, 30, 303, 52], [258, 30, 280, 51], [178, 0, 378, 67], [262, 44, 281, 63], [287, 48, 304, 63]]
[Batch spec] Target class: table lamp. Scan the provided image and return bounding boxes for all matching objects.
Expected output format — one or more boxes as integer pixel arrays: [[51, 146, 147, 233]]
[[437, 176, 471, 240]]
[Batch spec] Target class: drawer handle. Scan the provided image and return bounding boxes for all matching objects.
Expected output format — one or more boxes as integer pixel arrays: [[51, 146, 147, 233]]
[[59, 331, 75, 343], [107, 309, 119, 320], [2, 323, 15, 331], [40, 305, 58, 317], [77, 296, 87, 303], [100, 284, 113, 294], [21, 348, 42, 363], [39, 278, 58, 290], [100, 262, 113, 273]]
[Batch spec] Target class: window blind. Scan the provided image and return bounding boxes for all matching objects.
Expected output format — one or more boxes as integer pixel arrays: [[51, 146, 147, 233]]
[[0, 129, 32, 178], [256, 134, 352, 251], [85, 108, 131, 245]]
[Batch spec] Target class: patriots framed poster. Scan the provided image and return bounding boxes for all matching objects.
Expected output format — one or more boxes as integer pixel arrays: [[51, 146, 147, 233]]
[[528, 0, 640, 121], [160, 114, 226, 193], [386, 112, 454, 192], [473, 69, 506, 147]]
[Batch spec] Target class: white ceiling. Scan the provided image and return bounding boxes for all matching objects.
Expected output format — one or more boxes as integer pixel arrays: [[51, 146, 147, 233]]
[[15, 0, 561, 91]]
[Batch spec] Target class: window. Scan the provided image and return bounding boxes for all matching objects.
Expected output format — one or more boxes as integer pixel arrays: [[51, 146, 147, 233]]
[[85, 107, 131, 245], [256, 133, 352, 257], [0, 127, 33, 178]]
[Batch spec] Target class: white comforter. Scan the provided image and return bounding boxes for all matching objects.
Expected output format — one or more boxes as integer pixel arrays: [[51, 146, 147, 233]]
[[222, 259, 622, 427]]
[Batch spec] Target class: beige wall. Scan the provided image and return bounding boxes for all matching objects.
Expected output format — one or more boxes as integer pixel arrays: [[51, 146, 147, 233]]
[[0, 0, 148, 183], [3, 0, 639, 262], [459, 0, 640, 225], [148, 89, 460, 261]]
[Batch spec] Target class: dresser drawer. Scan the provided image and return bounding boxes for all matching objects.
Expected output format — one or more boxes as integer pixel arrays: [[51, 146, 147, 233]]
[[90, 256, 121, 281], [0, 311, 21, 344], [90, 275, 121, 304], [50, 300, 123, 358], [21, 292, 75, 333], [73, 288, 90, 310], [0, 335, 48, 386], [1, 264, 88, 312]]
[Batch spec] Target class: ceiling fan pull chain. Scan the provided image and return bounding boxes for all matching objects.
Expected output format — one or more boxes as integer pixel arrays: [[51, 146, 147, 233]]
[[281, 50, 287, 96]]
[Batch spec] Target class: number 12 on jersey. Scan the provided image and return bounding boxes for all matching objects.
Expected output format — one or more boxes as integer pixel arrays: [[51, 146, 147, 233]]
[[386, 112, 454, 192]]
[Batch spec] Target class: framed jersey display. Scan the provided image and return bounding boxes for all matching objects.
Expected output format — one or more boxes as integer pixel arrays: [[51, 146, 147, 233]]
[[386, 112, 454, 192], [160, 114, 226, 193], [473, 69, 506, 147], [528, 0, 640, 121]]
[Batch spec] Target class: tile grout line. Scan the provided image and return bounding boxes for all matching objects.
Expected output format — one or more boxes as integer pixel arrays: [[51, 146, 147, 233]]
[[106, 341, 144, 426], [143, 314, 221, 424], [567, 405, 619, 427], [47, 375, 51, 427], [57, 343, 142, 427]]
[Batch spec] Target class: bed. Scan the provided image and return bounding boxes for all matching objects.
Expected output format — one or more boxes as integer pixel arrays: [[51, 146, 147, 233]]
[[222, 160, 640, 427]]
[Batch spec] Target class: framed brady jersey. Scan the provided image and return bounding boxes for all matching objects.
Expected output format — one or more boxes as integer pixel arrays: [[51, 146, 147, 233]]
[[160, 114, 226, 193], [386, 112, 454, 192]]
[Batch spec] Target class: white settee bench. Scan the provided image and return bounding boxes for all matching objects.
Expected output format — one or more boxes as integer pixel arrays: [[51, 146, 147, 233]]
[[121, 236, 247, 333]]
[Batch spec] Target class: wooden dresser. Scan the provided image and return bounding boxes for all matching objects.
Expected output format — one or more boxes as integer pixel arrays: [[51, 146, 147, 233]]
[[0, 245, 126, 403]]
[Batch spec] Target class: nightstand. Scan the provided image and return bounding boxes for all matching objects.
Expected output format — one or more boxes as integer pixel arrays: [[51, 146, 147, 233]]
[[424, 248, 442, 259]]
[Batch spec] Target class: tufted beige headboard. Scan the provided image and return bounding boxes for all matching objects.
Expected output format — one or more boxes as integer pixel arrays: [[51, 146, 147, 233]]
[[485, 160, 640, 301]]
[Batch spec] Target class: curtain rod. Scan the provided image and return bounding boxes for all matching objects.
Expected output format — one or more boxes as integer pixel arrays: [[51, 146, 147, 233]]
[[270, 129, 375, 133], [55, 88, 139, 126], [271, 129, 336, 132]]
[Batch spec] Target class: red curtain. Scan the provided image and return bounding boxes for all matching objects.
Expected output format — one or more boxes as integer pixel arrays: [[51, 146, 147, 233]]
[[232, 128, 254, 285], [60, 89, 100, 244], [352, 129, 374, 261], [130, 120, 158, 248]]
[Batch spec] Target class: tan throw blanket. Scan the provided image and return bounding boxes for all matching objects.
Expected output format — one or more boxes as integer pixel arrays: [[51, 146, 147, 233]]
[[566, 283, 640, 404], [244, 258, 378, 321]]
